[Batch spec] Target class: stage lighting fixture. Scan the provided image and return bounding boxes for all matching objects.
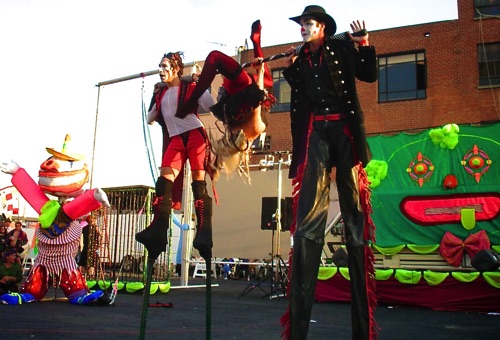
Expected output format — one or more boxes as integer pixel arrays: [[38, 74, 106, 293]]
[[259, 155, 275, 171]]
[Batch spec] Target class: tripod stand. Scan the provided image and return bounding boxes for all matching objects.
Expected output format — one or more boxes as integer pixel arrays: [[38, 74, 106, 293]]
[[238, 227, 289, 299], [238, 152, 291, 299]]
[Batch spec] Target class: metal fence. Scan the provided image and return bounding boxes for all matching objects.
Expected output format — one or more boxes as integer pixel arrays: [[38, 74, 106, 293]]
[[85, 185, 173, 284]]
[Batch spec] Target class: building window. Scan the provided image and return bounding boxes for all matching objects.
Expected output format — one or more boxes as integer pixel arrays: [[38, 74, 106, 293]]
[[478, 42, 500, 87], [474, 0, 500, 18], [271, 69, 291, 112], [378, 51, 426, 102]]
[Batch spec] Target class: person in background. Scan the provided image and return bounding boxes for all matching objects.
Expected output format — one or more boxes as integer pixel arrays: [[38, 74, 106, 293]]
[[281, 5, 378, 340], [220, 258, 235, 280], [7, 221, 28, 254], [0, 248, 22, 294], [1, 215, 11, 229], [0, 224, 9, 262], [135, 51, 215, 262], [78, 215, 99, 275]]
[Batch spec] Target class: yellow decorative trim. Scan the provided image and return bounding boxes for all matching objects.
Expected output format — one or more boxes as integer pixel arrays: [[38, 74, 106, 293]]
[[451, 271, 480, 283], [318, 267, 337, 280], [98, 280, 111, 289], [375, 269, 394, 281], [373, 244, 405, 255], [483, 272, 500, 289], [159, 282, 171, 293], [423, 270, 449, 285], [339, 267, 350, 280], [394, 269, 422, 284]]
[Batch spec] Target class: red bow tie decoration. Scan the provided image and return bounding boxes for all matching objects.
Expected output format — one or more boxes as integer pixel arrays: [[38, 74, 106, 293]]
[[439, 229, 490, 267]]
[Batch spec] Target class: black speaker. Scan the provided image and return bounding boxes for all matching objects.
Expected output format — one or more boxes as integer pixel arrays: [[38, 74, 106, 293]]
[[471, 249, 500, 272], [260, 197, 292, 231]]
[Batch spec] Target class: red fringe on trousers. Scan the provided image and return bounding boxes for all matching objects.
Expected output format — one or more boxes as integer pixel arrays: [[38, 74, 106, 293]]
[[280, 163, 378, 339]]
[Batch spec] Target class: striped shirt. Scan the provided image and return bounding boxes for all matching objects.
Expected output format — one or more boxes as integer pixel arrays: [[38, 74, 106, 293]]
[[33, 220, 81, 275]]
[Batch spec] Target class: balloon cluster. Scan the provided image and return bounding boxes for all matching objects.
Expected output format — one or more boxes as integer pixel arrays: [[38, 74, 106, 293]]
[[365, 160, 388, 188], [429, 123, 460, 149]]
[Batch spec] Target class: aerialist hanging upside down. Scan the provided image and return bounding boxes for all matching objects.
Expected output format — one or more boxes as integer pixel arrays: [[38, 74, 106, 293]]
[[177, 19, 276, 182]]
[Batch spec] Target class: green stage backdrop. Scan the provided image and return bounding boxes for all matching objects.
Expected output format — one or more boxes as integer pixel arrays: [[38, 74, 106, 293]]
[[367, 122, 499, 247]]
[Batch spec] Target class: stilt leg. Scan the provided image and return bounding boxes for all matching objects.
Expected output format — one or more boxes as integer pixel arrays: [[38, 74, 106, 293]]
[[205, 257, 212, 340], [139, 257, 155, 340], [192, 180, 213, 340]]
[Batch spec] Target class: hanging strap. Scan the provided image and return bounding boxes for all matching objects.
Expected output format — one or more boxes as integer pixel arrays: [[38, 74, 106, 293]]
[[141, 78, 159, 184]]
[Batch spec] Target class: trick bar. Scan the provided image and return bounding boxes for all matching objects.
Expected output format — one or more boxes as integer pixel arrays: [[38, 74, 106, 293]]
[[241, 29, 368, 68]]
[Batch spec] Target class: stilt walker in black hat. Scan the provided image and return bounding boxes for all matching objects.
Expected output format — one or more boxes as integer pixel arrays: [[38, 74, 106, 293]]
[[280, 5, 379, 340]]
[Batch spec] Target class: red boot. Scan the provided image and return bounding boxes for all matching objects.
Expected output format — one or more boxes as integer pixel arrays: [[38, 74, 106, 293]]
[[191, 180, 213, 261], [250, 20, 273, 89]]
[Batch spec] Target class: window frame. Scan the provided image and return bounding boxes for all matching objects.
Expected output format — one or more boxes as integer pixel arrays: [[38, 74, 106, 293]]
[[377, 50, 427, 103], [270, 68, 291, 113], [478, 42, 500, 88], [474, 0, 500, 18]]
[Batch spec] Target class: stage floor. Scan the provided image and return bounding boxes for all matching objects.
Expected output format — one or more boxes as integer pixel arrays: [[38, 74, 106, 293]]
[[1, 277, 499, 339]]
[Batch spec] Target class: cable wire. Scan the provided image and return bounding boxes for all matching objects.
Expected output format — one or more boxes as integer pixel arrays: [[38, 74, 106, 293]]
[[141, 79, 159, 184]]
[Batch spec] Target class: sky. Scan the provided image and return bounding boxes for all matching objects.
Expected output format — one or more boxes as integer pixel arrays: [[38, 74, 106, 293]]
[[0, 0, 459, 192]]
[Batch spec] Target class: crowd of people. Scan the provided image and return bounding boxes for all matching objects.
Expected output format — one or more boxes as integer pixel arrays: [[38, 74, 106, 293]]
[[0, 217, 27, 294]]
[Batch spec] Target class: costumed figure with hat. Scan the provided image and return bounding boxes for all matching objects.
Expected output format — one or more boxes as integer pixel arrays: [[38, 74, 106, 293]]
[[280, 6, 378, 340], [175, 20, 276, 183], [0, 134, 111, 305]]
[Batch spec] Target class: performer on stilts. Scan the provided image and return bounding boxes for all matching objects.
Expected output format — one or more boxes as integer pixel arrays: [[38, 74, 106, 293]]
[[135, 50, 216, 340], [280, 5, 378, 339], [176, 20, 276, 182], [135, 51, 215, 263]]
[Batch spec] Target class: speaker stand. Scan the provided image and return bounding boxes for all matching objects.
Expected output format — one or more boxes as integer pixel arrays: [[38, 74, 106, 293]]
[[238, 152, 290, 299]]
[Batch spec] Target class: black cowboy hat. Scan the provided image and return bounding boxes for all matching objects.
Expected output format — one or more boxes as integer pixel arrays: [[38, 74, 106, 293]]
[[289, 5, 337, 36]]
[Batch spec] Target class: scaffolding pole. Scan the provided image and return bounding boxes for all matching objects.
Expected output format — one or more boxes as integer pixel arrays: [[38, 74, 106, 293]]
[[96, 70, 159, 87], [95, 60, 199, 87]]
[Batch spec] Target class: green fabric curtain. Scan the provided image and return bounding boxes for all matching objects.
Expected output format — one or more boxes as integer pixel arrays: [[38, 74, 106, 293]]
[[367, 123, 500, 247]]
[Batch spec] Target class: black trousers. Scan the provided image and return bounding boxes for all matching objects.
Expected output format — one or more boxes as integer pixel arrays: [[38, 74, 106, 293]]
[[289, 120, 371, 339]]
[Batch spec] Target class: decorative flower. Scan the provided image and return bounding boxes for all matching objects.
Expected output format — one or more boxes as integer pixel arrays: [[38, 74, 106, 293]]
[[443, 174, 458, 189]]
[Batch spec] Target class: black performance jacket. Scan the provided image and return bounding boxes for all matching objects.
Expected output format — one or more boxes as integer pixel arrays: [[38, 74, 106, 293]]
[[283, 35, 377, 179]]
